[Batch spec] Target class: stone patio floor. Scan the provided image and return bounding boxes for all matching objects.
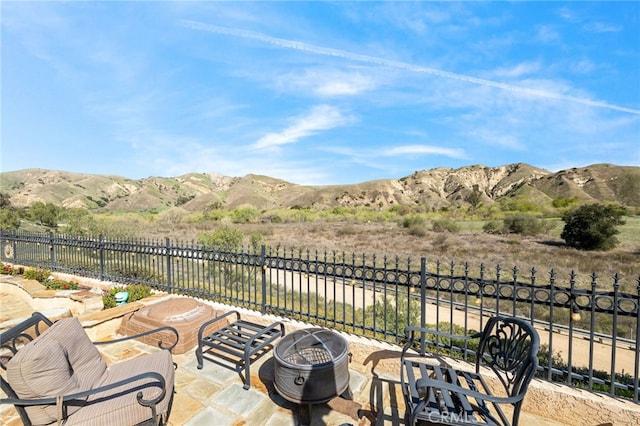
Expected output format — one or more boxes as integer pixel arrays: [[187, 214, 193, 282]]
[[0, 290, 577, 426]]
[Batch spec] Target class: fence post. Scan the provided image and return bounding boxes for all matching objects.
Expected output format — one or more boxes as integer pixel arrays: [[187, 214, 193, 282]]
[[588, 273, 597, 392], [165, 238, 172, 294], [99, 234, 105, 281], [420, 257, 426, 355], [12, 232, 18, 265], [610, 275, 620, 397], [49, 231, 55, 271], [567, 271, 576, 386], [261, 244, 267, 315], [547, 269, 555, 382], [635, 277, 640, 403]]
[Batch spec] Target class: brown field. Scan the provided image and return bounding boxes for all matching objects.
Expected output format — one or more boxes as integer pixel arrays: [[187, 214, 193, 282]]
[[150, 220, 639, 293]]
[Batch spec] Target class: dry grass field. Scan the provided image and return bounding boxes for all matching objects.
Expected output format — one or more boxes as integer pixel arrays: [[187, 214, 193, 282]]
[[151, 217, 640, 293]]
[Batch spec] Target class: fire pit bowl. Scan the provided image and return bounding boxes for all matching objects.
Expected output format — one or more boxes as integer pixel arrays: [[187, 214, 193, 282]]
[[273, 328, 350, 405]]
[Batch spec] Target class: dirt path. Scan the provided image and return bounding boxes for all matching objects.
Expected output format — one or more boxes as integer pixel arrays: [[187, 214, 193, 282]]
[[267, 268, 637, 375]]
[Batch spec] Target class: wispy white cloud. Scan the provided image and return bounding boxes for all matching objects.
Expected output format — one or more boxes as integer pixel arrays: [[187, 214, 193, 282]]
[[467, 130, 525, 151], [251, 105, 353, 149], [315, 73, 375, 96], [136, 130, 342, 185], [278, 69, 377, 97], [568, 59, 596, 74], [557, 7, 623, 33], [584, 22, 622, 33], [491, 62, 541, 78], [536, 25, 560, 43], [322, 142, 466, 161], [557, 7, 581, 24], [382, 145, 466, 158], [182, 20, 640, 115], [316, 142, 468, 179]]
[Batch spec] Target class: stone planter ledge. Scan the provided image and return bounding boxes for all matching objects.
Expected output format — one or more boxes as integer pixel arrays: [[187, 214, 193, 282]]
[[0, 274, 171, 340]]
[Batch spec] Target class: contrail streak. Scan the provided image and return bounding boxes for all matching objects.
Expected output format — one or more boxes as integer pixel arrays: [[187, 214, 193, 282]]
[[182, 20, 640, 115]]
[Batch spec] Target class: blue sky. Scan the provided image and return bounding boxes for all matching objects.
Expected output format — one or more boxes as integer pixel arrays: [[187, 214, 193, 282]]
[[2, 1, 639, 185]]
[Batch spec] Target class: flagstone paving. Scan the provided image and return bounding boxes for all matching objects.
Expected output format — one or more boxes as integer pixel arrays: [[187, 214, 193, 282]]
[[0, 290, 581, 426]]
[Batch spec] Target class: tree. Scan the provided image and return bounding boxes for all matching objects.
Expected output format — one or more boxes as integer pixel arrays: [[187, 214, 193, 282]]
[[29, 202, 60, 228], [561, 204, 626, 251], [59, 208, 97, 236], [0, 209, 20, 230], [466, 185, 483, 210], [0, 193, 11, 209], [198, 224, 244, 249]]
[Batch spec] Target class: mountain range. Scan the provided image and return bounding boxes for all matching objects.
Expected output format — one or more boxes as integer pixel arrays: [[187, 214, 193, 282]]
[[1, 163, 639, 212]]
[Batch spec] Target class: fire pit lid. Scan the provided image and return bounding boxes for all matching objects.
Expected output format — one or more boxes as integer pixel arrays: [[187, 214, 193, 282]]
[[275, 328, 347, 367]]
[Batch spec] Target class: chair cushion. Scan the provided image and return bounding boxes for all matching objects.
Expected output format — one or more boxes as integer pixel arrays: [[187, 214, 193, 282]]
[[63, 349, 175, 425], [6, 317, 107, 425]]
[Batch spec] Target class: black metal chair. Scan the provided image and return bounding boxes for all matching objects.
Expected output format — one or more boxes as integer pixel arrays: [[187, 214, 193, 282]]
[[1, 312, 179, 426], [401, 316, 540, 426]]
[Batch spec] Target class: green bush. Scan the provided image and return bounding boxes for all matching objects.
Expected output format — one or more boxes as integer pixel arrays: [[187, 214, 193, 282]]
[[127, 283, 153, 301], [432, 219, 460, 233], [249, 232, 265, 251], [103, 284, 153, 309], [482, 220, 504, 234], [230, 207, 259, 223], [44, 280, 78, 290], [552, 197, 579, 210], [28, 201, 60, 228], [561, 203, 626, 251], [23, 267, 51, 283], [537, 344, 634, 398], [198, 225, 244, 249], [399, 215, 427, 237], [0, 262, 20, 275], [499, 196, 541, 213], [108, 265, 160, 282], [0, 209, 20, 230], [400, 215, 425, 228], [503, 214, 545, 235]]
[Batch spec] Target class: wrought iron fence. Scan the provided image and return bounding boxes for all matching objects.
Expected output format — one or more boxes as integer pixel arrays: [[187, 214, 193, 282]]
[[1, 230, 638, 402]]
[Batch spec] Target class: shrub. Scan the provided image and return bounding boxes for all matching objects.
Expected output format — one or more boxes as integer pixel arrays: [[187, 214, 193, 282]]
[[127, 283, 153, 301], [561, 203, 626, 251], [0, 262, 19, 275], [23, 267, 51, 283], [408, 224, 427, 237], [482, 220, 504, 234], [28, 201, 60, 228], [249, 232, 265, 251], [44, 280, 78, 290], [0, 209, 20, 230], [465, 185, 483, 210], [336, 225, 358, 236], [198, 225, 244, 249], [502, 214, 544, 235], [103, 284, 153, 309], [400, 215, 425, 228], [552, 197, 579, 210], [230, 207, 259, 223], [432, 219, 460, 233], [399, 215, 427, 237], [537, 343, 634, 398], [432, 234, 450, 250], [109, 265, 160, 282]]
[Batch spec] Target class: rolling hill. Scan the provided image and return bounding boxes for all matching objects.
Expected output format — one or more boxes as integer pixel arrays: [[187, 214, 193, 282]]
[[1, 163, 638, 212]]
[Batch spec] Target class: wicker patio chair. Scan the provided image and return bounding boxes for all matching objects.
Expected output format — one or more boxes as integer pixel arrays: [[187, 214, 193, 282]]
[[1, 312, 178, 426], [401, 315, 540, 426]]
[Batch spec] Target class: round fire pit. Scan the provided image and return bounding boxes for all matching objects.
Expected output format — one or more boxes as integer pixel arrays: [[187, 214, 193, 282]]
[[273, 328, 350, 404]]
